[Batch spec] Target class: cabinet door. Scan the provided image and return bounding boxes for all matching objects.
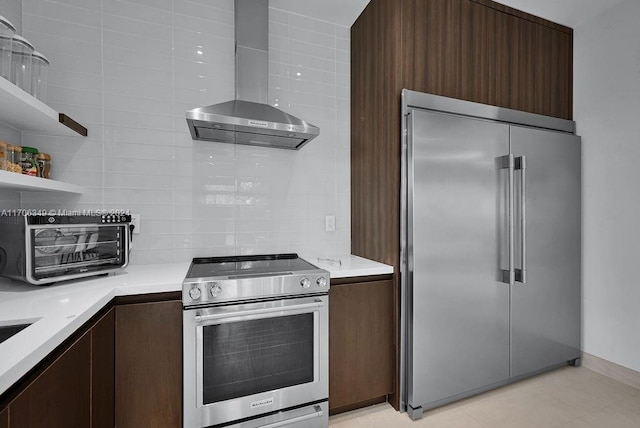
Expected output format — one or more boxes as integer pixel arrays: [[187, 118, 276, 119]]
[[91, 308, 115, 428], [9, 334, 91, 428], [510, 126, 581, 377], [116, 301, 182, 428], [410, 0, 496, 105], [329, 279, 393, 412], [0, 407, 7, 428], [535, 25, 572, 119], [496, 12, 572, 119]]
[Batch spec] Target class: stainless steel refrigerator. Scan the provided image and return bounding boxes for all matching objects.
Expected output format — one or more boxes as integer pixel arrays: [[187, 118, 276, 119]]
[[400, 90, 581, 420]]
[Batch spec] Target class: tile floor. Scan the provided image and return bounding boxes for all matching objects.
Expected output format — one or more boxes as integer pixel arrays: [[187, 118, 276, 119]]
[[328, 367, 640, 427]]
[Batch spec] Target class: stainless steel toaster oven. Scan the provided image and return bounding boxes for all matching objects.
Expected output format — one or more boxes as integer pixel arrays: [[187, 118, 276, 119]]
[[0, 214, 131, 285]]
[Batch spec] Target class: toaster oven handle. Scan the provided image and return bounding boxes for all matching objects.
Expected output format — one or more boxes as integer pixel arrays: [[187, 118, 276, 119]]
[[126, 224, 133, 252], [194, 300, 324, 323]]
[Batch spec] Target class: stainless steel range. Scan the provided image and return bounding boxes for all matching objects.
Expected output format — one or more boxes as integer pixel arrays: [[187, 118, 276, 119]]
[[182, 254, 329, 428]]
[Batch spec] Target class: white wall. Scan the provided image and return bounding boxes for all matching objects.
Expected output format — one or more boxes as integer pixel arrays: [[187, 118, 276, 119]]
[[1, 0, 350, 264], [574, 0, 640, 372], [0, 0, 20, 33]]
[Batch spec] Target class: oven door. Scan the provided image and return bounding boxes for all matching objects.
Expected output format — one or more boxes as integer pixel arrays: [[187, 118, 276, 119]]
[[183, 295, 328, 428], [26, 223, 130, 284]]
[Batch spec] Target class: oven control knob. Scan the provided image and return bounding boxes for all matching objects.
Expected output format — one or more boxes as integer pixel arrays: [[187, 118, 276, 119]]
[[300, 278, 311, 288], [189, 286, 202, 300], [210, 284, 222, 298], [316, 277, 327, 287]]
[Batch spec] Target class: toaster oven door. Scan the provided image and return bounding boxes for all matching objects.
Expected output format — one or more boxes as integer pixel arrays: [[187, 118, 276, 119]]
[[26, 223, 130, 284]]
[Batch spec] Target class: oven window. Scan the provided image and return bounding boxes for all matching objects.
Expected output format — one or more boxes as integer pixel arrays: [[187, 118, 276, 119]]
[[202, 313, 314, 404], [32, 226, 126, 279]]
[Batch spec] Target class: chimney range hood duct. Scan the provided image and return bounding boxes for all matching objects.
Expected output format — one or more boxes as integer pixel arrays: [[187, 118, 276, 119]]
[[186, 0, 320, 150]]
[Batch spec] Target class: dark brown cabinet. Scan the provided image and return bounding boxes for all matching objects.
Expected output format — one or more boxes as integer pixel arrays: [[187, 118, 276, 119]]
[[1, 308, 115, 428], [402, 0, 572, 119], [0, 294, 181, 428], [9, 333, 91, 428], [91, 309, 115, 428], [495, 10, 573, 118], [407, 0, 497, 106], [329, 276, 394, 414], [0, 406, 8, 428], [115, 300, 182, 428]]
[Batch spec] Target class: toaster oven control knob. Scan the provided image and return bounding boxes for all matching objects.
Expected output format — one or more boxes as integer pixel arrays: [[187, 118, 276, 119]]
[[189, 286, 202, 300], [210, 284, 222, 298], [316, 277, 327, 287], [300, 278, 311, 289]]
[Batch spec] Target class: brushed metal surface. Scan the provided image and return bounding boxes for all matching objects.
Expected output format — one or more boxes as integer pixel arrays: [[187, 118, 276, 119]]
[[225, 402, 327, 428], [185, 0, 320, 148], [407, 109, 510, 409], [403, 90, 575, 134], [509, 126, 581, 377], [183, 296, 328, 427]]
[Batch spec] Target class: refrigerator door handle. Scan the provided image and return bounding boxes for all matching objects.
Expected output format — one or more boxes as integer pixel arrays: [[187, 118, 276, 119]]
[[515, 156, 527, 283], [500, 154, 515, 286]]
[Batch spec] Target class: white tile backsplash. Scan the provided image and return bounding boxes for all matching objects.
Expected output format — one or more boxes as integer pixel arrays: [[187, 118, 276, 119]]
[[0, 1, 351, 263]]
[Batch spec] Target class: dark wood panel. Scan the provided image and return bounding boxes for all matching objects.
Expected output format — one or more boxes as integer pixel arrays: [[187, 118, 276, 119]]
[[0, 407, 7, 428], [496, 11, 572, 119], [460, 0, 497, 105], [91, 308, 115, 428], [115, 301, 182, 428], [412, 0, 464, 97], [351, 0, 402, 268], [495, 10, 519, 111], [351, 1, 403, 409], [331, 274, 392, 286], [470, 0, 572, 33], [114, 291, 181, 305], [329, 279, 394, 413], [9, 334, 91, 428], [409, 0, 496, 105], [495, 11, 537, 114], [330, 396, 387, 416], [536, 25, 572, 119]]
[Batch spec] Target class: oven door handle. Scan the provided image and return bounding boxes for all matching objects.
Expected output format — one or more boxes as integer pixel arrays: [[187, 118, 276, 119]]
[[259, 405, 324, 428], [194, 300, 325, 323]]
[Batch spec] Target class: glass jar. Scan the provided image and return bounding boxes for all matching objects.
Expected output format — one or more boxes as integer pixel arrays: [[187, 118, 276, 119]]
[[10, 35, 34, 92], [36, 153, 51, 178], [6, 144, 22, 173], [0, 140, 6, 171], [0, 15, 15, 81], [20, 146, 39, 176], [31, 51, 49, 102]]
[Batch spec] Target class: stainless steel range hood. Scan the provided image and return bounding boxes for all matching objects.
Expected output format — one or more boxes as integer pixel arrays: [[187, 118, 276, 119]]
[[186, 0, 320, 150]]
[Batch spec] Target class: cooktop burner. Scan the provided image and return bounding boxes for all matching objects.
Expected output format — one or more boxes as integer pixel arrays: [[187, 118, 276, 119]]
[[182, 253, 329, 307], [186, 253, 320, 279]]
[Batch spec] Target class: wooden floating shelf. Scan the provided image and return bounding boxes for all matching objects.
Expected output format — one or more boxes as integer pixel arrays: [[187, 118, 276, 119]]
[[0, 77, 87, 137], [0, 170, 84, 194]]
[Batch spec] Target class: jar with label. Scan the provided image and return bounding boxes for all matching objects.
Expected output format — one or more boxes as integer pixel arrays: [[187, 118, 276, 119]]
[[36, 153, 51, 178], [6, 144, 22, 173], [0, 140, 6, 170], [20, 146, 39, 176]]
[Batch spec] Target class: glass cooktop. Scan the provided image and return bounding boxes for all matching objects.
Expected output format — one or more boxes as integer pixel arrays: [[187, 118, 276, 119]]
[[186, 253, 320, 279]]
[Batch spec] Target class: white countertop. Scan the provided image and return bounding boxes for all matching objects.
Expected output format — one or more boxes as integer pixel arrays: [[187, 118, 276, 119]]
[[0, 255, 392, 397], [307, 254, 394, 278]]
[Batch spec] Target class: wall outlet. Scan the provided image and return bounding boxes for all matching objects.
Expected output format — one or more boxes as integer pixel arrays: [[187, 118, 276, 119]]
[[131, 213, 141, 234], [325, 215, 336, 232]]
